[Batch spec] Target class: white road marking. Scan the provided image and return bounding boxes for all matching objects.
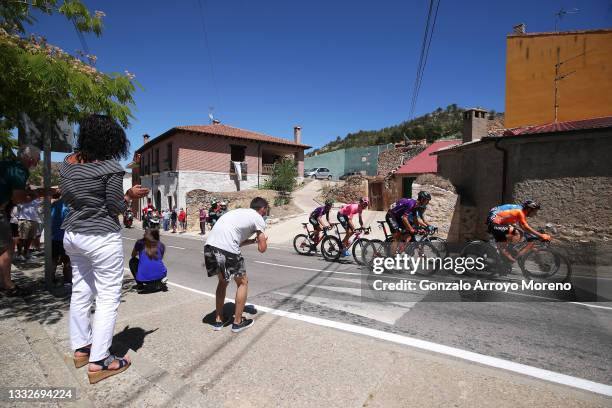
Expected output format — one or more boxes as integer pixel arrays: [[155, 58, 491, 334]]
[[123, 237, 136, 241], [256, 261, 612, 310], [166, 245, 186, 250], [303, 284, 423, 307], [164, 280, 612, 397]]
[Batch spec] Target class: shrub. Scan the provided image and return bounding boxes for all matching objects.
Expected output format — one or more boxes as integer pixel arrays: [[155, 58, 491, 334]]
[[265, 158, 298, 193]]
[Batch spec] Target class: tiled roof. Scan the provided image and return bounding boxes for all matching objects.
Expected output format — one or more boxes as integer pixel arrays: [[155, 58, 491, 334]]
[[136, 123, 310, 153], [434, 116, 612, 155], [395, 140, 461, 175], [507, 28, 612, 38], [502, 116, 612, 136], [175, 124, 310, 148]]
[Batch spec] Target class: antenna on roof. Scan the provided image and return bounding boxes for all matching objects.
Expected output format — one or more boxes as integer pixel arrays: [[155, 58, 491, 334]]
[[208, 106, 214, 124], [554, 8, 579, 32]]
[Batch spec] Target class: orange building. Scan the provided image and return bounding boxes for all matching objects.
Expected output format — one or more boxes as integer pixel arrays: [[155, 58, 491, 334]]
[[505, 28, 612, 128]]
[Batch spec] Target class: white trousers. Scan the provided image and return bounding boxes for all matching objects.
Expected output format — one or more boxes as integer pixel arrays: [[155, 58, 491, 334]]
[[64, 231, 124, 361]]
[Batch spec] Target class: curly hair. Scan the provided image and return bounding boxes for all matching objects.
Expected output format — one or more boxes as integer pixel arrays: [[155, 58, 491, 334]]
[[76, 114, 130, 162]]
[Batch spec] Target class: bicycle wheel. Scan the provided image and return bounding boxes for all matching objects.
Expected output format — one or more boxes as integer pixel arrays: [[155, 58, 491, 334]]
[[293, 234, 313, 255], [363, 239, 386, 270], [519, 247, 572, 282], [429, 237, 449, 259], [404, 241, 441, 276], [459, 241, 501, 278], [352, 238, 369, 265], [321, 235, 342, 261]]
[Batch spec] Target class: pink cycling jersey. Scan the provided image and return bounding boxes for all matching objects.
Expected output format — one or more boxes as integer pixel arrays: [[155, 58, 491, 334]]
[[339, 203, 362, 218]]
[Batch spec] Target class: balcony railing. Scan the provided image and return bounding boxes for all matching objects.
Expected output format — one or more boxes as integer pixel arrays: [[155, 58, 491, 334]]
[[262, 163, 275, 175]]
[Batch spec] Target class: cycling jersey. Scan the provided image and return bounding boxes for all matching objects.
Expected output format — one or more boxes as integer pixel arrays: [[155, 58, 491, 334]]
[[310, 205, 329, 219], [491, 208, 527, 226], [487, 204, 521, 223], [339, 203, 362, 218], [388, 198, 417, 219]]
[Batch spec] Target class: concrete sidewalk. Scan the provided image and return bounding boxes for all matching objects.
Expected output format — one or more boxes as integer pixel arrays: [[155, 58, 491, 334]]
[[0, 265, 608, 407]]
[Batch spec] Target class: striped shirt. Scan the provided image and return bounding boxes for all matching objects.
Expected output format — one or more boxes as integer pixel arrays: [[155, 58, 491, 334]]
[[59, 155, 127, 234]]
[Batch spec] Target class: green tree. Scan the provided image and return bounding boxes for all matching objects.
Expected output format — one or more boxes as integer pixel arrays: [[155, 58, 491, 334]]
[[265, 158, 298, 193], [0, 0, 138, 151]]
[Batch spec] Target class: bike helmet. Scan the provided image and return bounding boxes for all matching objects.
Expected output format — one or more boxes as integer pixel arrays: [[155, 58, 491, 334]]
[[324, 199, 334, 206], [522, 199, 541, 210], [417, 191, 431, 201], [359, 197, 370, 206]]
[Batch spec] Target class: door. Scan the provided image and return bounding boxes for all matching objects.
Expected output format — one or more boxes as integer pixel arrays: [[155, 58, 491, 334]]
[[167, 195, 173, 211], [155, 190, 161, 210], [402, 177, 415, 198]]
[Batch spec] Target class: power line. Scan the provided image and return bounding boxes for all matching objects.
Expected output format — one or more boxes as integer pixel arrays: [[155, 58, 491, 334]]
[[413, 0, 440, 117], [409, 0, 434, 119], [197, 0, 221, 117], [409, 0, 441, 119]]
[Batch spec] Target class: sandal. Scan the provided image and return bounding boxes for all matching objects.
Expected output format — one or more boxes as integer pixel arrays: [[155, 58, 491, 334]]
[[87, 354, 131, 384], [73, 345, 91, 368]]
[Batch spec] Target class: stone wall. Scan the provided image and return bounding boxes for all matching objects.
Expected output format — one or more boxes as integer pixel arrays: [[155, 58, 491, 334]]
[[377, 146, 426, 176]]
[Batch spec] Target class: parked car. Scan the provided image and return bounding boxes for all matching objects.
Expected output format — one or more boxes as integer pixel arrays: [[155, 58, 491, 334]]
[[339, 171, 362, 180], [304, 167, 332, 180]]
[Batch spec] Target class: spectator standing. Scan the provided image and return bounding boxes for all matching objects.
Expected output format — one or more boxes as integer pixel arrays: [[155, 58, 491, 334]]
[[204, 197, 268, 333], [199, 207, 207, 235], [208, 201, 220, 227], [170, 207, 177, 233], [0, 145, 41, 297], [16, 192, 41, 261], [50, 192, 71, 286], [178, 208, 186, 232], [60, 114, 148, 383], [162, 208, 170, 231], [9, 205, 19, 256]]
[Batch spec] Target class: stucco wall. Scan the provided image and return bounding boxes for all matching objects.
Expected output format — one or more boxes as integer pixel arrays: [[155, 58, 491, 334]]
[[505, 30, 612, 128], [436, 129, 612, 249], [305, 144, 394, 180]]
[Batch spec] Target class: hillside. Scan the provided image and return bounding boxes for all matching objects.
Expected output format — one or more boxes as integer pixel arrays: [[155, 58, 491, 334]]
[[308, 105, 504, 156]]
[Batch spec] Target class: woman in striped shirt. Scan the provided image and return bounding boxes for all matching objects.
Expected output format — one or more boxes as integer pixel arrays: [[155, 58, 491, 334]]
[[60, 114, 148, 384]]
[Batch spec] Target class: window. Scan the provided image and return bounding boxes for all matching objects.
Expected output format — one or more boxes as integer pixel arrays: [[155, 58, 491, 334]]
[[230, 145, 246, 162], [166, 143, 173, 170], [154, 148, 159, 172]]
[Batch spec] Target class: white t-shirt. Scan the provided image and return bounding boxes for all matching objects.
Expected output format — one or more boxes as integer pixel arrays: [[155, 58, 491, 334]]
[[205, 208, 266, 254], [18, 199, 41, 223]]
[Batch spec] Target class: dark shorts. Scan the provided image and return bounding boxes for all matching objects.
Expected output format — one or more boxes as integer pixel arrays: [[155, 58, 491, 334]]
[[386, 212, 406, 234], [204, 245, 246, 282], [488, 223, 511, 242], [52, 240, 67, 259], [11, 223, 18, 237], [309, 216, 320, 228], [337, 213, 349, 229]]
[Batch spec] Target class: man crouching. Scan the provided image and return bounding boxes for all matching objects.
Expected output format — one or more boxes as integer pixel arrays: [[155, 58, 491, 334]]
[[204, 197, 268, 333]]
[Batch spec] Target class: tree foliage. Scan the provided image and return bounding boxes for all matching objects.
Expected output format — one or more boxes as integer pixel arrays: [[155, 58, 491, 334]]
[[263, 158, 298, 193], [0, 0, 138, 151], [307, 105, 504, 156]]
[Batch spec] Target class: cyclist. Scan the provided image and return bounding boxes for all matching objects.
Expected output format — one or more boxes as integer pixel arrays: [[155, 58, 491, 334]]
[[386, 191, 431, 252], [337, 197, 369, 257], [487, 200, 551, 263], [408, 191, 433, 232], [309, 199, 334, 244]]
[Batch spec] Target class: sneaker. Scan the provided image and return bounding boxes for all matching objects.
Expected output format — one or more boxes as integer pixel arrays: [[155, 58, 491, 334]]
[[342, 250, 350, 257], [212, 316, 232, 331], [14, 255, 25, 262], [231, 317, 254, 333]]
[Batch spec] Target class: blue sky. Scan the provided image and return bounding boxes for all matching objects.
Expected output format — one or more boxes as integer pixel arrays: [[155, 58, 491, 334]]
[[25, 0, 612, 164]]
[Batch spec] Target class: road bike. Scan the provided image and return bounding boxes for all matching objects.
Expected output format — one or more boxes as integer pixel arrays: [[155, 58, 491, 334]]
[[319, 224, 371, 264], [293, 222, 336, 255], [459, 228, 571, 282], [362, 221, 442, 275]]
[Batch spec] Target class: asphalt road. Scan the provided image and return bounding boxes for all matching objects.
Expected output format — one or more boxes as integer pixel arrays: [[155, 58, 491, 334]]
[[122, 227, 612, 386]]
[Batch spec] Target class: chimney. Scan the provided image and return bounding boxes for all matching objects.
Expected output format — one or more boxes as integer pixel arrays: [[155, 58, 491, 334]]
[[293, 126, 302, 144], [143, 134, 150, 145], [462, 108, 489, 143], [513, 23, 526, 34]]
